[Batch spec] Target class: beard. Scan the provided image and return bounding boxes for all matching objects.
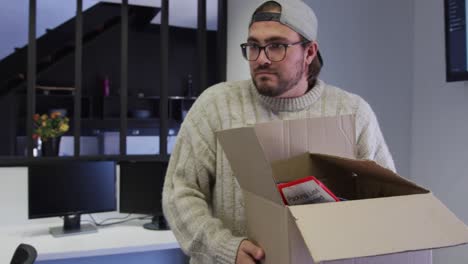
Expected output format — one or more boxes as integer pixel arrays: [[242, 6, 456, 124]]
[[252, 57, 305, 97]]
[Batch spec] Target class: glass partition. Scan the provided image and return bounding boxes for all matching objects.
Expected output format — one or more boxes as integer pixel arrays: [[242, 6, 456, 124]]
[[0, 0, 226, 163]]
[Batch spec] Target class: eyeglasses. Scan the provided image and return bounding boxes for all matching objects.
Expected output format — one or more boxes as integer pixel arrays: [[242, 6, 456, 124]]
[[240, 40, 310, 62]]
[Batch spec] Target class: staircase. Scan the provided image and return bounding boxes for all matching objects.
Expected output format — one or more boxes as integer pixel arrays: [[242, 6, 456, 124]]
[[0, 3, 158, 96]]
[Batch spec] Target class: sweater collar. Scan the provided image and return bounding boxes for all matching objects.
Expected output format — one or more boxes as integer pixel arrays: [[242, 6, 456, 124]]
[[251, 79, 324, 112]]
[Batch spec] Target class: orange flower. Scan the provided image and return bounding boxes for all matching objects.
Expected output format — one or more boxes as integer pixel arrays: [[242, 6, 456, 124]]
[[50, 111, 61, 119], [33, 114, 40, 121]]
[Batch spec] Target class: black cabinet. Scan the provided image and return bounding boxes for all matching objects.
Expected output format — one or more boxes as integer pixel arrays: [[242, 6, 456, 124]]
[[15, 93, 195, 123], [11, 92, 195, 158]]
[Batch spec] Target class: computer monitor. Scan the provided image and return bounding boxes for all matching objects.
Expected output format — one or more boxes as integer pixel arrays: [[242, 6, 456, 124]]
[[28, 160, 117, 237], [119, 160, 169, 230]]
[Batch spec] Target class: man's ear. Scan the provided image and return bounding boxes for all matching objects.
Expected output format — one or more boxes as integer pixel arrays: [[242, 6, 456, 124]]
[[305, 41, 318, 65]]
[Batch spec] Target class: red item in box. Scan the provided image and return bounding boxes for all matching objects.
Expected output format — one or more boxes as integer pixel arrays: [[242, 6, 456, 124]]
[[277, 176, 340, 205]]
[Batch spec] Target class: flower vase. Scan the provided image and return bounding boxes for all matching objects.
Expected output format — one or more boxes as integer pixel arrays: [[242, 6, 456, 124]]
[[42, 137, 61, 157]]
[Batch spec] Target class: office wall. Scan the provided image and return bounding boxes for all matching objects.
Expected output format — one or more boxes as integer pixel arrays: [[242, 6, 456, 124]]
[[227, 0, 413, 176], [412, 0, 468, 263]]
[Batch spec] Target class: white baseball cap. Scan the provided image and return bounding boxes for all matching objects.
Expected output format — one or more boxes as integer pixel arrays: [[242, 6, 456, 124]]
[[250, 0, 318, 42]]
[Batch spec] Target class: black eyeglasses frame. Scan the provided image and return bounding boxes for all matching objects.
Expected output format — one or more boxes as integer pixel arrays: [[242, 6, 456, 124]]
[[240, 40, 310, 62]]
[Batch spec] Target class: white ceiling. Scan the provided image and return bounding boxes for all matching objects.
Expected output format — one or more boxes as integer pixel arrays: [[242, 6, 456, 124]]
[[98, 0, 219, 30]]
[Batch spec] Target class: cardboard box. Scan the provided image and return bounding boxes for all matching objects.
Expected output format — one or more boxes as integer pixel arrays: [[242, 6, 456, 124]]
[[217, 116, 468, 264]]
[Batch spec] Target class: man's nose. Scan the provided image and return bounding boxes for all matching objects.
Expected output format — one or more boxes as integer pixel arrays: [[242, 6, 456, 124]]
[[256, 48, 271, 65]]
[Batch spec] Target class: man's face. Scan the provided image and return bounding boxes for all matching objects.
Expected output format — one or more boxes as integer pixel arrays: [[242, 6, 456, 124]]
[[247, 21, 312, 98]]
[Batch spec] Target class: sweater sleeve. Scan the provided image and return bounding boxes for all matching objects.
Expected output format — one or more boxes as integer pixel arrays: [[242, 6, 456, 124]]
[[355, 98, 396, 172], [162, 93, 245, 264]]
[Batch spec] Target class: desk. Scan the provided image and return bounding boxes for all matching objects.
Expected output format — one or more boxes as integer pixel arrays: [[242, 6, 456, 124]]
[[0, 219, 185, 263]]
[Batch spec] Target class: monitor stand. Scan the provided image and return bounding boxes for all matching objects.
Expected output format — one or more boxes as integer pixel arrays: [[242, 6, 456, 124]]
[[50, 214, 97, 237], [143, 215, 169, 231]]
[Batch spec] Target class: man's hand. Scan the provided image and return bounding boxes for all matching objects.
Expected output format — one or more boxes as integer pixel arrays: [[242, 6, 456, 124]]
[[236, 240, 265, 264]]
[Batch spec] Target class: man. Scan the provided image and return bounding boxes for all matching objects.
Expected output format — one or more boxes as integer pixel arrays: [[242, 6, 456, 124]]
[[162, 0, 395, 263]]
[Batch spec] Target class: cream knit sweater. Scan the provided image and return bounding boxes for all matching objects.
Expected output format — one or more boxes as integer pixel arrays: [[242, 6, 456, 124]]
[[162, 79, 395, 264]]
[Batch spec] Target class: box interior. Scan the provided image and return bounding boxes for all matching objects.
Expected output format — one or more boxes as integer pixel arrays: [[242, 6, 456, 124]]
[[271, 153, 429, 202]]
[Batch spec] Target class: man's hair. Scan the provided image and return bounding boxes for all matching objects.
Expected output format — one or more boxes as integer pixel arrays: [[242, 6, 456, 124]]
[[301, 37, 322, 90], [254, 1, 282, 13], [253, 1, 322, 90]]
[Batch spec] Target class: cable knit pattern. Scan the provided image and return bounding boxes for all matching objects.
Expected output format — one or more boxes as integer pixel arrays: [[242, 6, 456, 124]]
[[162, 79, 395, 264]]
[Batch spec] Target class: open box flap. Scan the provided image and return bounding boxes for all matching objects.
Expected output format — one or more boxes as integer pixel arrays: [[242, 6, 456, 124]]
[[217, 127, 283, 204], [288, 194, 468, 263], [217, 116, 357, 205], [253, 115, 356, 163], [310, 153, 428, 191], [271, 153, 429, 200], [243, 190, 291, 264]]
